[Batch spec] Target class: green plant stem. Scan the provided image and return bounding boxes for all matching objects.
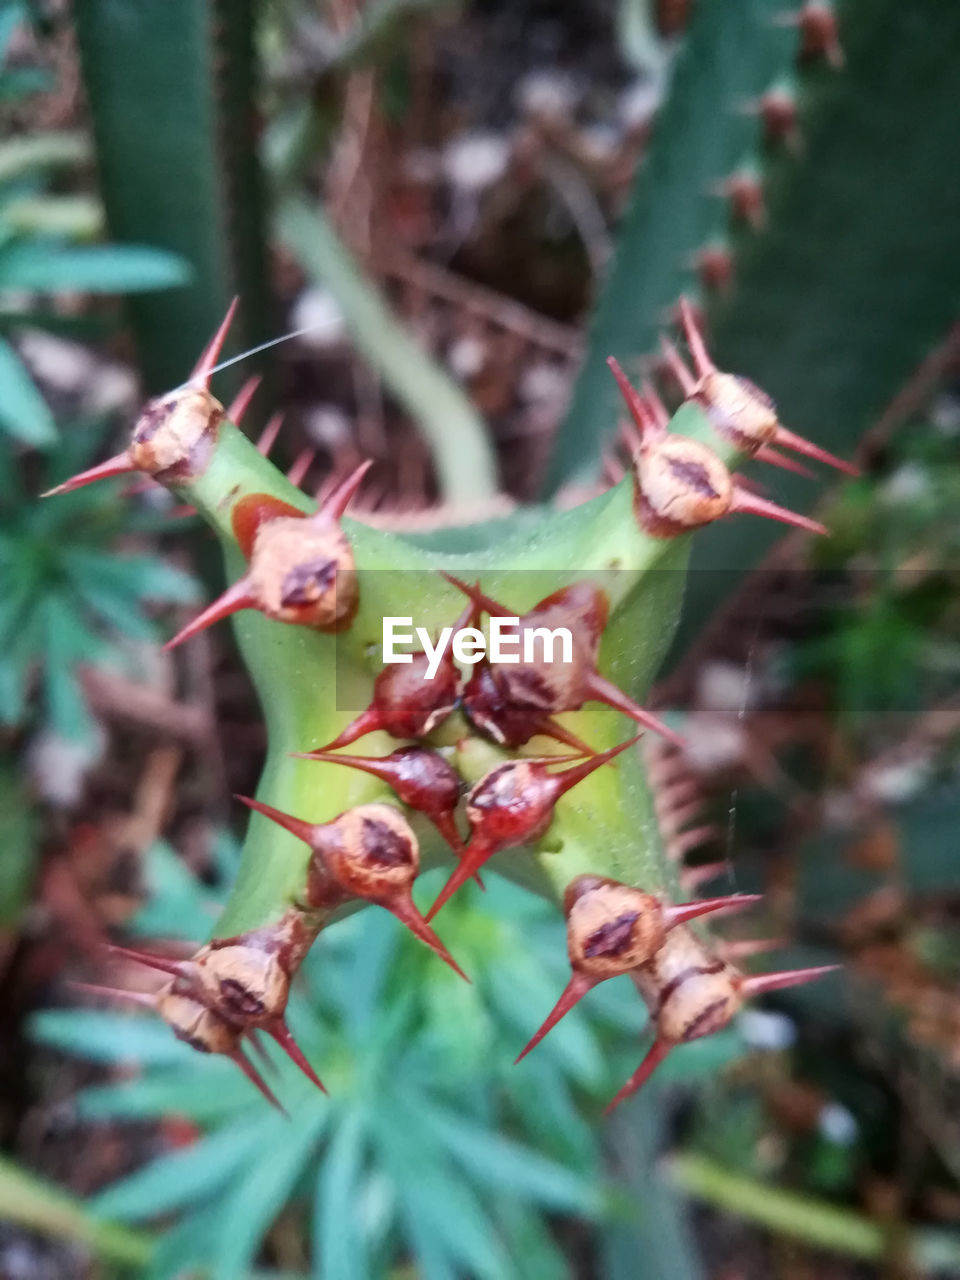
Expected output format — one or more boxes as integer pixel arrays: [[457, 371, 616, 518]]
[[177, 397, 744, 937], [668, 1152, 960, 1271], [0, 1156, 151, 1269], [276, 196, 499, 505]]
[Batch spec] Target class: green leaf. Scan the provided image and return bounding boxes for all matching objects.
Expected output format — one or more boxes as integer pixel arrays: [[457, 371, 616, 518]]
[[277, 197, 498, 504], [0, 332, 56, 443], [0, 130, 90, 184], [211, 1108, 328, 1280], [30, 1009, 200, 1068], [62, 549, 199, 604], [0, 766, 38, 929], [0, 4, 25, 63], [0, 240, 192, 293], [93, 1116, 275, 1223], [0, 1155, 150, 1270], [418, 1100, 602, 1216], [131, 840, 223, 941], [314, 1110, 368, 1280]]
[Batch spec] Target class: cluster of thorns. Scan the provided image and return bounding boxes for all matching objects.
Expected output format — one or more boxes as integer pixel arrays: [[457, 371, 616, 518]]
[[50, 301, 849, 1112]]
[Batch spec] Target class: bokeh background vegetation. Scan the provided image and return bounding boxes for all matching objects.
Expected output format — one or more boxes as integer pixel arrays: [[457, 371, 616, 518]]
[[1, 1, 959, 1277]]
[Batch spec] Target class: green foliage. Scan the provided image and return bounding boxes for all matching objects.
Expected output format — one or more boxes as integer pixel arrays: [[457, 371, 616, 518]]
[[0, 2, 189, 443], [73, 0, 271, 394], [550, 0, 960, 656], [277, 197, 498, 503], [0, 1155, 150, 1270], [0, 423, 197, 740], [32, 841, 609, 1279], [0, 764, 38, 929]]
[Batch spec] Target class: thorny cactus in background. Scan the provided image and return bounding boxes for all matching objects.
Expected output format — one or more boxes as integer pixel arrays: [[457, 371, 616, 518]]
[[49, 293, 848, 1113]]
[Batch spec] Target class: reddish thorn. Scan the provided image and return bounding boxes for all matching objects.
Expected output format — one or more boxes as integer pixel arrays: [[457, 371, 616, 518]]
[[190, 297, 239, 387], [670, 825, 720, 859], [660, 796, 705, 834], [550, 735, 642, 797], [680, 860, 729, 892], [640, 380, 671, 431], [68, 981, 157, 1008], [664, 893, 762, 929], [163, 578, 256, 650], [606, 357, 659, 440], [227, 375, 262, 424], [741, 964, 840, 998], [267, 1020, 328, 1094], [123, 476, 159, 498], [234, 794, 317, 847], [678, 296, 716, 377], [538, 718, 599, 758], [773, 425, 860, 477], [720, 937, 786, 961], [618, 417, 642, 456], [755, 445, 815, 479], [315, 459, 374, 523], [515, 973, 596, 1063], [287, 448, 315, 489], [247, 1029, 277, 1074], [426, 841, 492, 921], [387, 895, 470, 981], [41, 453, 135, 497], [105, 944, 188, 978], [290, 747, 396, 777], [735, 473, 770, 498], [659, 337, 698, 396], [603, 1037, 673, 1113], [583, 672, 685, 747], [440, 572, 513, 619], [729, 487, 828, 536], [603, 452, 627, 486], [429, 809, 471, 863], [306, 707, 386, 753], [232, 1047, 289, 1115], [256, 412, 284, 457]]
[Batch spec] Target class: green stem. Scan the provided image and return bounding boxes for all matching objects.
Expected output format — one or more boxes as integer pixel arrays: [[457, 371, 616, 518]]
[[0, 1156, 151, 1269], [175, 397, 742, 936], [276, 196, 499, 505], [668, 1152, 960, 1271]]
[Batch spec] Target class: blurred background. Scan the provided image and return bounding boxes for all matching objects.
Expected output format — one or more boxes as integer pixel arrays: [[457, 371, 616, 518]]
[[1, 0, 959, 1277]]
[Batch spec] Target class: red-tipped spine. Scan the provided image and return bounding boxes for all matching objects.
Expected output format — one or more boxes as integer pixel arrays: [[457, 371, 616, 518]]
[[514, 973, 596, 1063], [754, 446, 815, 479], [606, 357, 661, 440], [386, 896, 470, 982], [548, 734, 641, 797], [316, 459, 374, 523], [190, 298, 239, 386], [772, 424, 860, 477], [226, 374, 262, 424], [41, 453, 136, 498], [106, 944, 189, 978], [740, 964, 839, 997], [663, 893, 762, 928], [678, 296, 715, 377], [603, 1037, 673, 1113], [583, 672, 684, 747], [728, 487, 827, 536], [164, 578, 256, 651], [308, 707, 386, 754], [266, 1020, 328, 1094], [234, 794, 318, 847], [232, 1046, 288, 1115]]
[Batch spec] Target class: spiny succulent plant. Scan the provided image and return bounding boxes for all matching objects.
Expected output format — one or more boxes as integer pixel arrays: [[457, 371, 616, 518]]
[[47, 290, 849, 1113]]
